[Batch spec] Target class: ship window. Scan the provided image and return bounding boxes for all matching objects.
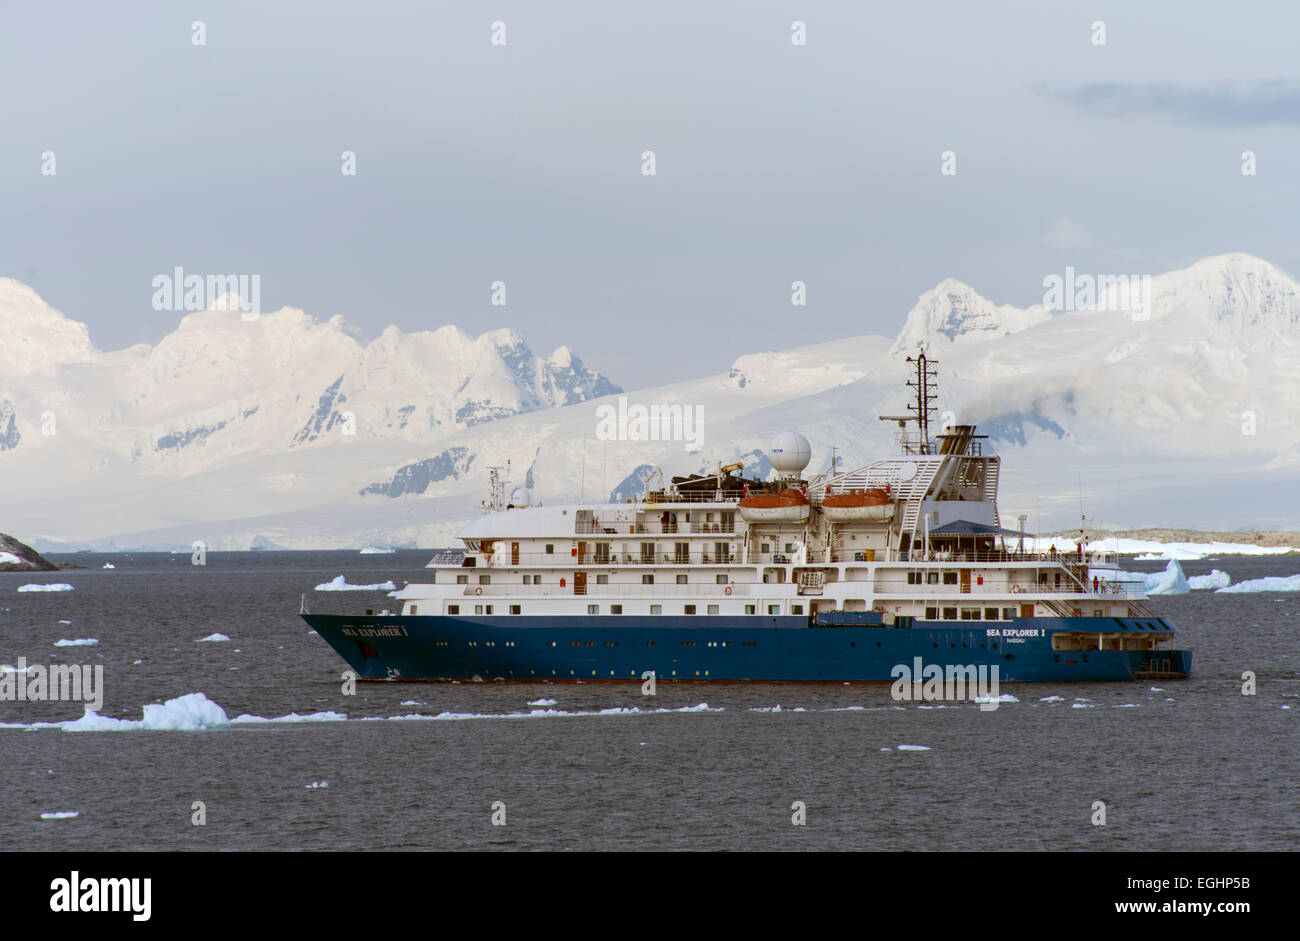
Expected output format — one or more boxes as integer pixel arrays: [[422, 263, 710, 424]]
[[448, 605, 459, 615], [545, 544, 554, 554], [457, 575, 468, 584], [650, 605, 662, 615], [785, 543, 796, 553], [908, 572, 923, 585], [926, 572, 939, 584], [1002, 607, 1016, 620], [942, 607, 957, 619], [925, 606, 938, 619], [961, 608, 980, 620], [676, 574, 688, 584], [594, 542, 611, 563], [943, 572, 958, 585], [761, 543, 770, 553], [479, 575, 491, 584], [410, 605, 417, 615], [475, 605, 483, 614], [792, 604, 804, 615], [611, 604, 623, 615], [485, 605, 494, 614], [707, 605, 719, 615], [716, 574, 727, 584], [641, 543, 655, 563], [596, 574, 609, 584], [588, 604, 599, 614], [509, 605, 521, 615], [684, 605, 697, 615], [984, 607, 998, 621], [745, 605, 756, 614], [642, 574, 655, 585], [768, 605, 780, 615]]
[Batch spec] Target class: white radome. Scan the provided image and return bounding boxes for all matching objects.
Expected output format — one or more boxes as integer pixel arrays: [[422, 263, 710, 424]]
[[509, 487, 531, 506], [768, 431, 811, 474]]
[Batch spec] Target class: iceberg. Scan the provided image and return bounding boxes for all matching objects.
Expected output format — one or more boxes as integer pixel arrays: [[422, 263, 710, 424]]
[[17, 583, 74, 592], [53, 638, 98, 647], [63, 692, 232, 732], [195, 633, 230, 642], [1188, 569, 1231, 590], [1113, 560, 1189, 595], [1216, 574, 1300, 593], [314, 575, 397, 591], [359, 546, 395, 554]]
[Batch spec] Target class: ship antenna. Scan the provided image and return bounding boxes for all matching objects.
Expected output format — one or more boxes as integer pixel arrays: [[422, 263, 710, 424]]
[[906, 350, 938, 455]]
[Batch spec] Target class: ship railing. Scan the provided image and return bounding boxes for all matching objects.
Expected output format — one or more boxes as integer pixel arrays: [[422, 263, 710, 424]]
[[895, 550, 1088, 564], [463, 583, 751, 597], [643, 490, 746, 504], [575, 521, 736, 535], [872, 579, 1148, 598], [477, 551, 739, 567]]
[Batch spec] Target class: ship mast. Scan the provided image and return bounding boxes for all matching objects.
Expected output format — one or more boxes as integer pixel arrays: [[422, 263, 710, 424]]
[[878, 349, 939, 455]]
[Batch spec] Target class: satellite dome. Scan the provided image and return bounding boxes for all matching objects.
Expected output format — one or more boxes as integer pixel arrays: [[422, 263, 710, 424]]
[[768, 431, 812, 474], [509, 487, 531, 506]]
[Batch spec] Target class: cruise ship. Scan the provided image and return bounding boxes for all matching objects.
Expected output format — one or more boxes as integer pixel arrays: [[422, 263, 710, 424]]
[[302, 353, 1192, 682]]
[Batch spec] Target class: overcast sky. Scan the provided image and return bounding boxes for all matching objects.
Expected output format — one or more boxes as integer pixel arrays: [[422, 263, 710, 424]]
[[4, 1, 1299, 388]]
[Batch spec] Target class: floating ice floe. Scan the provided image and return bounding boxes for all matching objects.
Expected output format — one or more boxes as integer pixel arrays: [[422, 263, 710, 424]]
[[39, 811, 79, 820], [305, 781, 329, 788], [1040, 695, 1065, 702], [1113, 560, 1189, 595], [230, 711, 348, 724], [196, 633, 230, 642], [1071, 703, 1095, 709], [17, 583, 74, 592], [973, 693, 1019, 704], [527, 698, 557, 706], [1188, 569, 1231, 590], [53, 638, 97, 647], [57, 619, 71, 624], [359, 546, 395, 554], [1216, 574, 1300, 593], [314, 575, 397, 592], [400, 700, 423, 706], [896, 745, 930, 751], [102, 563, 115, 569]]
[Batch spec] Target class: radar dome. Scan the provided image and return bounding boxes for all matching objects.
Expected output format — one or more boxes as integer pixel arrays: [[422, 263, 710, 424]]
[[768, 431, 811, 474], [509, 487, 531, 506]]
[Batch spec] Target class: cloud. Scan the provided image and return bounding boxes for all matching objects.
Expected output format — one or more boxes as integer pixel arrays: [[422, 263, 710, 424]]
[[1038, 78, 1300, 128]]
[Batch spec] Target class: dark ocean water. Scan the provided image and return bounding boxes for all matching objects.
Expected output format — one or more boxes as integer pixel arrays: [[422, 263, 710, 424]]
[[0, 550, 1296, 851]]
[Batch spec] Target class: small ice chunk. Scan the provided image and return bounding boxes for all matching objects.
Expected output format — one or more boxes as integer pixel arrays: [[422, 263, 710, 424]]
[[40, 811, 79, 820], [18, 583, 75, 592], [54, 638, 98, 647], [314, 575, 397, 592], [528, 698, 558, 706], [196, 633, 230, 642], [897, 744, 930, 751]]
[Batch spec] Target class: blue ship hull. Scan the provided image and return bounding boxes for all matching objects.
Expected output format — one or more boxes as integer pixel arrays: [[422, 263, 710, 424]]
[[301, 612, 1192, 683]]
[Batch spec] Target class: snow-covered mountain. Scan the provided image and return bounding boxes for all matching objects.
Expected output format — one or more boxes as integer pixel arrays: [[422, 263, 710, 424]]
[[3, 253, 1299, 550]]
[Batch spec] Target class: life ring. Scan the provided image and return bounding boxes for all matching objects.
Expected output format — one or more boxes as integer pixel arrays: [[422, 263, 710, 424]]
[[724, 585, 733, 596], [1011, 585, 1021, 593], [1039, 552, 1047, 561], [474, 587, 483, 595]]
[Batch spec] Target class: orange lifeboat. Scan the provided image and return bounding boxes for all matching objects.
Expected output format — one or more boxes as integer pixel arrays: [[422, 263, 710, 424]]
[[821, 487, 895, 522], [738, 488, 811, 522]]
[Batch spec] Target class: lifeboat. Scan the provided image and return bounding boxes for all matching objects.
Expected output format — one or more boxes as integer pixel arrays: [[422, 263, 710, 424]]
[[738, 488, 811, 522], [821, 487, 895, 522]]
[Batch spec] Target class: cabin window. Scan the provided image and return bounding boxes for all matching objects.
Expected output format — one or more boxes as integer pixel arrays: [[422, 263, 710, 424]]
[[642, 574, 655, 585], [611, 605, 623, 615], [714, 542, 730, 563], [942, 606, 957, 619], [545, 544, 554, 554], [960, 608, 980, 620], [1003, 607, 1016, 620], [676, 574, 688, 584], [448, 605, 460, 615], [509, 605, 521, 615], [479, 574, 491, 584], [716, 574, 728, 584], [907, 572, 923, 585], [761, 543, 771, 553], [594, 543, 610, 564], [984, 607, 998, 621], [792, 604, 804, 615], [410, 605, 418, 615], [943, 572, 958, 585], [707, 605, 719, 615], [641, 543, 655, 563], [926, 572, 939, 584], [745, 605, 756, 614], [768, 605, 781, 615], [674, 542, 689, 563], [475, 605, 484, 615], [597, 574, 609, 585], [485, 605, 494, 614], [650, 605, 662, 615], [785, 543, 796, 554], [684, 605, 697, 615], [588, 604, 599, 614], [456, 575, 468, 584], [925, 606, 938, 619]]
